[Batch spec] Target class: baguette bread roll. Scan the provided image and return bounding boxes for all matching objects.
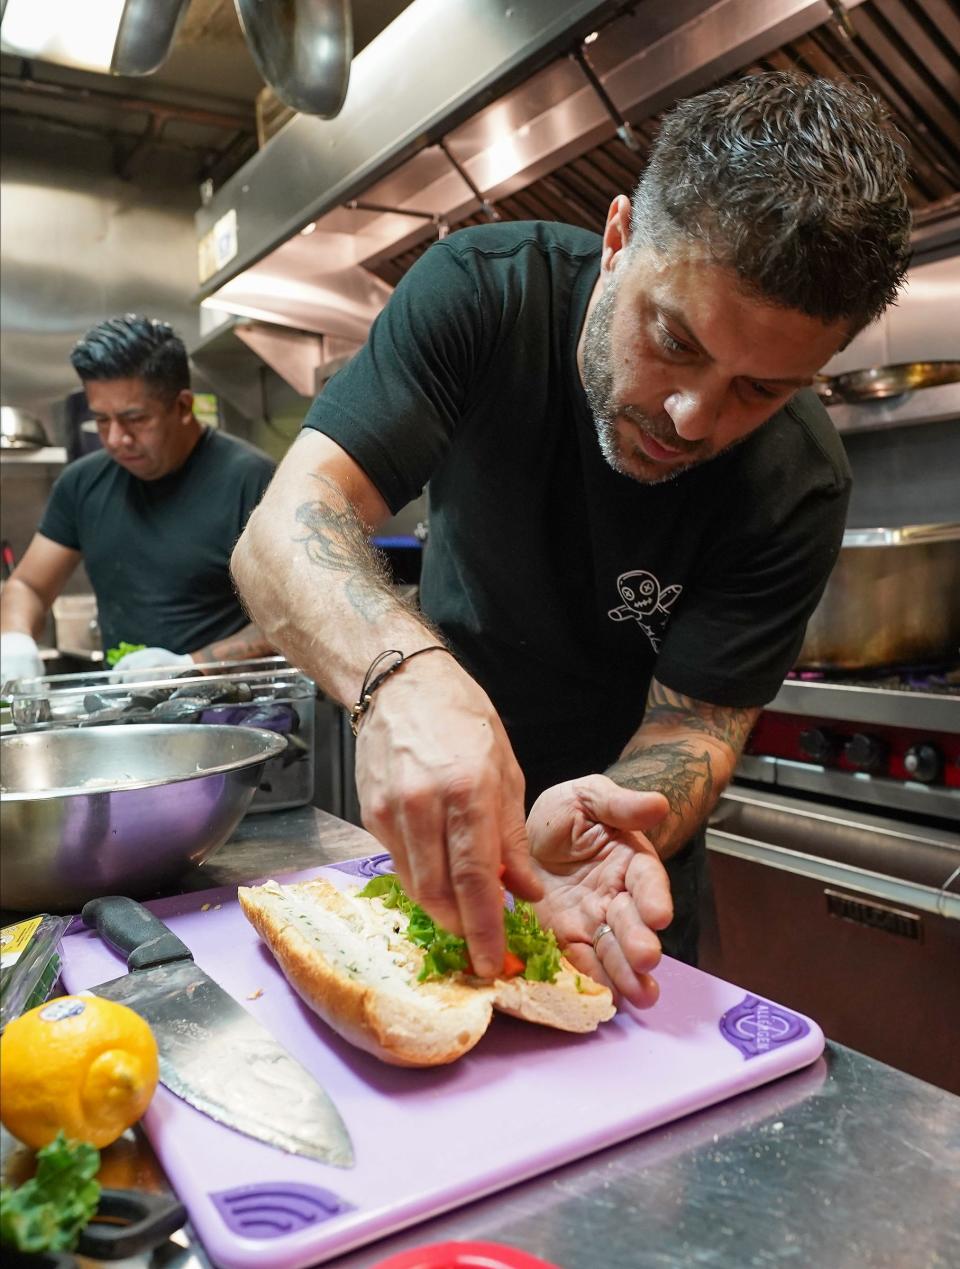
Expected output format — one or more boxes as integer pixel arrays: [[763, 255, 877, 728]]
[[238, 878, 495, 1067], [238, 877, 615, 1068], [492, 962, 616, 1032]]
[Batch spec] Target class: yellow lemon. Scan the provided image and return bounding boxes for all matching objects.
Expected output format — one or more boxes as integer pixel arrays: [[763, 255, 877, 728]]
[[0, 995, 159, 1150]]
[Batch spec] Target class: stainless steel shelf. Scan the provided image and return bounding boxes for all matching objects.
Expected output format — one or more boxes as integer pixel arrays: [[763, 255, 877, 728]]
[[767, 678, 959, 732], [0, 446, 67, 467]]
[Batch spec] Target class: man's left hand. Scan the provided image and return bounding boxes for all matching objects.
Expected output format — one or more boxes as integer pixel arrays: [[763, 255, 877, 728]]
[[527, 775, 672, 1009]]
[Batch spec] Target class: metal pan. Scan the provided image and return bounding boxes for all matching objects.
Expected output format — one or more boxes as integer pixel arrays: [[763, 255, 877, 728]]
[[814, 361, 960, 404]]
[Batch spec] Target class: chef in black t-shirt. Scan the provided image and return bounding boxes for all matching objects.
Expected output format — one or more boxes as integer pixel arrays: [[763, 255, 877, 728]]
[[0, 315, 275, 683], [230, 74, 912, 998]]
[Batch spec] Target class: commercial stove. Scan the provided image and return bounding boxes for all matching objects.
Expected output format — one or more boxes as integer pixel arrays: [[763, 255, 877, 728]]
[[703, 668, 960, 1094]]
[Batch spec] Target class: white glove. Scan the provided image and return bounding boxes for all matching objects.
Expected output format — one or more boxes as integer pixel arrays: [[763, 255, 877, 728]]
[[112, 647, 195, 672], [0, 632, 45, 688]]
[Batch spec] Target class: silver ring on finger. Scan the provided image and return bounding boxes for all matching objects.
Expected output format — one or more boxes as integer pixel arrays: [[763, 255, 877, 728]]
[[592, 922, 614, 954]]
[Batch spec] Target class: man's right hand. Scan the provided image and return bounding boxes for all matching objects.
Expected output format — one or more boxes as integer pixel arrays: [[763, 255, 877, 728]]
[[229, 432, 540, 979], [354, 648, 542, 978], [0, 632, 45, 687]]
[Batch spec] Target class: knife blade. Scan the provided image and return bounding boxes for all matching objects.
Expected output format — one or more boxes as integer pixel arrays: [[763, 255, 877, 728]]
[[81, 895, 354, 1168]]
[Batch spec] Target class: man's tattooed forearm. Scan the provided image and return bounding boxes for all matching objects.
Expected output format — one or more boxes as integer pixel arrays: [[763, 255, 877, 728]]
[[292, 482, 396, 623], [609, 741, 715, 845], [644, 681, 759, 753]]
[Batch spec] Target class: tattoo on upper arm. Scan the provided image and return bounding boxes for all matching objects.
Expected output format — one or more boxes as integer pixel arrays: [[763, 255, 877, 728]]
[[292, 475, 396, 623], [644, 680, 759, 754]]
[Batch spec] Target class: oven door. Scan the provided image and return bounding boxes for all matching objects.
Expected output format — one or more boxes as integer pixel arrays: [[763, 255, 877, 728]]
[[703, 785, 960, 1093]]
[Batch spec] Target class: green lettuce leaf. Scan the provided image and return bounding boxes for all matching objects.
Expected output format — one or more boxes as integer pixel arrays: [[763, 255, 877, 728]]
[[105, 641, 146, 668], [358, 876, 561, 982]]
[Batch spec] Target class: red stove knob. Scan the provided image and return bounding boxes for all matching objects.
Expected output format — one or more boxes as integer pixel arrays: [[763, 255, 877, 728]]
[[844, 732, 888, 772], [799, 728, 840, 763], [904, 742, 943, 784]]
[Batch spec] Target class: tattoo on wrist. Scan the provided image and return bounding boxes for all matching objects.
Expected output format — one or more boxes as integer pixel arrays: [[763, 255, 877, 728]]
[[609, 740, 715, 844]]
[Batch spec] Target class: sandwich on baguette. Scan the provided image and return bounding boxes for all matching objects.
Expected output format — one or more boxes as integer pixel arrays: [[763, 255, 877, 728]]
[[237, 873, 615, 1067]]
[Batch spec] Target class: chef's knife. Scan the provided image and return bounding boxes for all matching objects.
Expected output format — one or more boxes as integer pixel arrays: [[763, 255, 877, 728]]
[[80, 895, 354, 1168]]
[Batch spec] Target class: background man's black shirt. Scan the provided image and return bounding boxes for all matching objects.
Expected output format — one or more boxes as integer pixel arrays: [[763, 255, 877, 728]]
[[39, 428, 275, 656]]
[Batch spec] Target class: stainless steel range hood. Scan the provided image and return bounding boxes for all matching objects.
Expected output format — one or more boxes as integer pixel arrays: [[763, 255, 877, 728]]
[[194, 0, 626, 296], [191, 0, 959, 409], [194, 0, 868, 297]]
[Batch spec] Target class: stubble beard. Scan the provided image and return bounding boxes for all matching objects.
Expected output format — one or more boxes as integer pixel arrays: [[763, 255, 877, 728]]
[[581, 276, 704, 485]]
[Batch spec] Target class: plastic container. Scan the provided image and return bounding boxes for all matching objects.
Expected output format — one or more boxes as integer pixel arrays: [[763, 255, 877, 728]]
[[5, 657, 317, 812], [0, 913, 70, 1030]]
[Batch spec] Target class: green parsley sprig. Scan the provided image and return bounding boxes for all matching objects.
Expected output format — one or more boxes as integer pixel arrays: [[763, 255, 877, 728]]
[[0, 1133, 101, 1253]]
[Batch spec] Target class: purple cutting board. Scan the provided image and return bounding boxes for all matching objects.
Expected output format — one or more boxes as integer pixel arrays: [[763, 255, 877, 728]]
[[59, 853, 824, 1269]]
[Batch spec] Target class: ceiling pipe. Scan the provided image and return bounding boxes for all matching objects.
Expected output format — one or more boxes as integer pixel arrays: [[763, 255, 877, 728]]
[[0, 69, 256, 133]]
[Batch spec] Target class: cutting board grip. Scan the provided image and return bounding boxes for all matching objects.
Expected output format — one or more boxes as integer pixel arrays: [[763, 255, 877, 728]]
[[81, 896, 193, 970]]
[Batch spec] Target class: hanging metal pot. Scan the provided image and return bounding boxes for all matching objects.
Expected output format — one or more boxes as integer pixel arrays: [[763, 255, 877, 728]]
[[112, 0, 193, 76], [234, 0, 353, 118]]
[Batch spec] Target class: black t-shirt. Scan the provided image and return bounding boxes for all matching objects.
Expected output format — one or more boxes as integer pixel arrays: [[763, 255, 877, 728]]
[[39, 429, 275, 656], [304, 222, 851, 796]]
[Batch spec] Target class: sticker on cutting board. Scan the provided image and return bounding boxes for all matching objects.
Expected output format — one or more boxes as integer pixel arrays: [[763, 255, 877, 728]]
[[719, 993, 810, 1059]]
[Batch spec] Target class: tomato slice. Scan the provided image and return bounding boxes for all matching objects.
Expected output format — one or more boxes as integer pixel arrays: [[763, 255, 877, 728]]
[[464, 950, 526, 979]]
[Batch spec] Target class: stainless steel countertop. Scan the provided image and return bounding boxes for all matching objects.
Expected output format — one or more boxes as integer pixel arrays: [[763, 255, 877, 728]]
[[4, 805, 959, 1268]]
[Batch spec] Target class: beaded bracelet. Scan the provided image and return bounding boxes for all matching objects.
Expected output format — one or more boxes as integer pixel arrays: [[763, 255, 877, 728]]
[[349, 645, 450, 736]]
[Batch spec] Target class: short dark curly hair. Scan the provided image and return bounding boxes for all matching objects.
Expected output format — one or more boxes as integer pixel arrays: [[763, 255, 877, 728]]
[[69, 314, 190, 399], [630, 72, 911, 331]]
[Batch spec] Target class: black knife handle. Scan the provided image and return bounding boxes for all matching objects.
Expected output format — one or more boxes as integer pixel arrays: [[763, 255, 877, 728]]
[[81, 896, 194, 971]]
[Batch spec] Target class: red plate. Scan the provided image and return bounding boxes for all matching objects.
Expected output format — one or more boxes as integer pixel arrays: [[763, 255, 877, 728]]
[[369, 1240, 562, 1269]]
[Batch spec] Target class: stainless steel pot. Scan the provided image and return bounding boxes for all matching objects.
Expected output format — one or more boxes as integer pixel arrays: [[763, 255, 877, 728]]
[[797, 524, 960, 669], [0, 723, 286, 911]]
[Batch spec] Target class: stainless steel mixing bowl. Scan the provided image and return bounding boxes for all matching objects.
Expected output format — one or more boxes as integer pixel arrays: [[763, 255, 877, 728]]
[[0, 724, 287, 912]]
